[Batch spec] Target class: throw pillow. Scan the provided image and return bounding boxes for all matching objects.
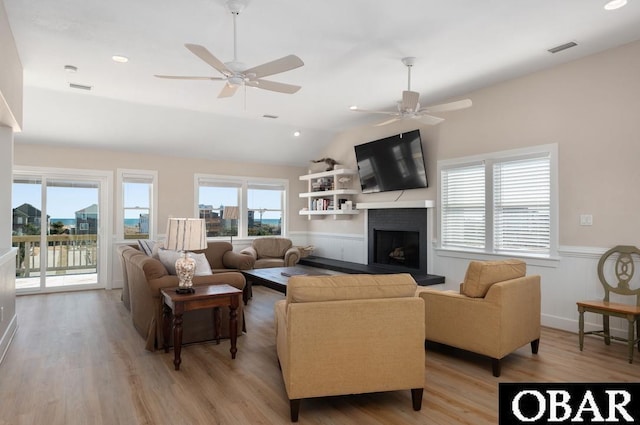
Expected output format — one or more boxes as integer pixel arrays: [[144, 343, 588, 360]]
[[157, 249, 181, 275], [190, 252, 213, 276], [157, 249, 212, 276], [461, 259, 526, 298], [138, 239, 156, 256]]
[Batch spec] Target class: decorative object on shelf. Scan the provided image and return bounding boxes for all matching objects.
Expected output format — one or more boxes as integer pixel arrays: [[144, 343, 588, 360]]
[[165, 218, 207, 294], [337, 176, 352, 189], [310, 157, 339, 171], [222, 206, 239, 243]]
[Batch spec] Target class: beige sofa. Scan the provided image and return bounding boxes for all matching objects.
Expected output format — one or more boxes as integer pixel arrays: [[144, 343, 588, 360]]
[[275, 273, 425, 422], [417, 259, 541, 377], [119, 242, 252, 351], [241, 237, 301, 268]]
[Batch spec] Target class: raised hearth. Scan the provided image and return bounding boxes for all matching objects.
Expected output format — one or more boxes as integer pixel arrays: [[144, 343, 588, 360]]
[[299, 256, 444, 286]]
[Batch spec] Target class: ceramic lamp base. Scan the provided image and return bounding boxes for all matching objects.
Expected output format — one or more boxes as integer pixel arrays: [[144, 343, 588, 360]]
[[175, 252, 196, 293]]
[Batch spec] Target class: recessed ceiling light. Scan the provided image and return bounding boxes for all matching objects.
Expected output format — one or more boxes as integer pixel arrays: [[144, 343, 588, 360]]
[[293, 131, 301, 137], [349, 105, 358, 110], [604, 0, 627, 10], [64, 65, 78, 73], [112, 55, 129, 63]]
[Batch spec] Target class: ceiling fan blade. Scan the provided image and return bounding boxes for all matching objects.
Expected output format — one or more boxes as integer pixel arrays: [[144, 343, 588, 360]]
[[185, 43, 232, 76], [423, 98, 472, 113], [415, 114, 445, 125], [246, 79, 301, 94], [244, 55, 304, 79], [402, 90, 420, 111], [375, 117, 401, 127], [154, 75, 225, 81], [218, 83, 239, 98], [350, 107, 397, 115]]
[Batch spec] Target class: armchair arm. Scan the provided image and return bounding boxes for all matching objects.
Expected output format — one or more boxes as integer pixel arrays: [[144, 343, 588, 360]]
[[283, 247, 301, 267], [240, 246, 258, 260], [222, 250, 256, 270], [418, 288, 501, 357]]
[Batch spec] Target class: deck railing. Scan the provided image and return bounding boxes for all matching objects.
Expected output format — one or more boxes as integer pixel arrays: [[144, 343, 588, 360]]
[[12, 234, 98, 277]]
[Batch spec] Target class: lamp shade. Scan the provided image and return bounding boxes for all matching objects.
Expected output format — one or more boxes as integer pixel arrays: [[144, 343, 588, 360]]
[[165, 218, 207, 251], [222, 206, 239, 220]]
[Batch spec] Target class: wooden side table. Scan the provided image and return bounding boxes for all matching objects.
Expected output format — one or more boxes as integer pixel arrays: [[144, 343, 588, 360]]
[[161, 284, 242, 371]]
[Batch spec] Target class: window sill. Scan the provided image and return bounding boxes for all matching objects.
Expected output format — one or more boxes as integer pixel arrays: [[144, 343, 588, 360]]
[[434, 247, 560, 268]]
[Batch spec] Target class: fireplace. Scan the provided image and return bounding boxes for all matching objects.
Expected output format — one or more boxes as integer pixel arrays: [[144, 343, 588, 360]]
[[368, 208, 428, 275]]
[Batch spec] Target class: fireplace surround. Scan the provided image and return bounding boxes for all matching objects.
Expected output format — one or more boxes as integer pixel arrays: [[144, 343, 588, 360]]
[[368, 208, 429, 275]]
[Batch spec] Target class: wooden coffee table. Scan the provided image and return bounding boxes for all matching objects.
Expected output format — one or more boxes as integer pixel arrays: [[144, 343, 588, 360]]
[[241, 265, 342, 297], [161, 284, 242, 371]]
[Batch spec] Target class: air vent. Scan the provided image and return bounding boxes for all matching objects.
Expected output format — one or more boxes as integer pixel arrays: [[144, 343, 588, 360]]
[[69, 83, 92, 91], [262, 114, 278, 119], [547, 41, 578, 54]]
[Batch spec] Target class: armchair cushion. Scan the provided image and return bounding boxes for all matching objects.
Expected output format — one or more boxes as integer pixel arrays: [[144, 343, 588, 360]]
[[461, 259, 526, 298], [286, 273, 417, 304]]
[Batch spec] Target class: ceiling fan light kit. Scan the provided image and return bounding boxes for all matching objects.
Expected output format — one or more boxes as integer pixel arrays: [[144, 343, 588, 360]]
[[352, 57, 472, 126], [154, 0, 304, 98]]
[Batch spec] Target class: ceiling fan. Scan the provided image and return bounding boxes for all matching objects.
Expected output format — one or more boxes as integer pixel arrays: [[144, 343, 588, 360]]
[[154, 0, 304, 98], [351, 57, 472, 126]]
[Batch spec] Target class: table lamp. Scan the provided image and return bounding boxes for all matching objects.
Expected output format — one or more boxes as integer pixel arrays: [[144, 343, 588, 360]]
[[165, 218, 207, 294]]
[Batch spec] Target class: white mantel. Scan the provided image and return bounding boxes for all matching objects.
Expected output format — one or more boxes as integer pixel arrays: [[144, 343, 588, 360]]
[[356, 200, 435, 210]]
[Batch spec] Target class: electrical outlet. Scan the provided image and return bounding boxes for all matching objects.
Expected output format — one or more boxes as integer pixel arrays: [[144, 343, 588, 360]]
[[580, 214, 593, 226]]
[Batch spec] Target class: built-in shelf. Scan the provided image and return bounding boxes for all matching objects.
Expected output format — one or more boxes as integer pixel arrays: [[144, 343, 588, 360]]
[[299, 168, 360, 220], [356, 200, 435, 210]]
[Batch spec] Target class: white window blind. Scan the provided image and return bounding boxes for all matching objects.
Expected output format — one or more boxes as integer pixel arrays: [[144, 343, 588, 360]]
[[493, 155, 550, 253], [441, 163, 485, 249]]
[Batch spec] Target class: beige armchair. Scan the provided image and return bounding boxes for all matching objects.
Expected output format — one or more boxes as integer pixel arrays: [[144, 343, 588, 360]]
[[241, 237, 301, 268], [417, 259, 540, 377], [275, 274, 425, 422]]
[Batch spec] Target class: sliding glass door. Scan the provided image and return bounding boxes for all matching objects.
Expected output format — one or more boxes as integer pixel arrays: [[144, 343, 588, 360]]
[[12, 169, 110, 293]]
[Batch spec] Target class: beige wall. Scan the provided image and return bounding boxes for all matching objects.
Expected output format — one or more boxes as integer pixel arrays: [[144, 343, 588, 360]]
[[13, 145, 309, 234], [315, 39, 640, 249]]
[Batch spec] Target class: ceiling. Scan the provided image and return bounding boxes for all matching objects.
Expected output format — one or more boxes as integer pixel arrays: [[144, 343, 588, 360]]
[[5, 0, 640, 167]]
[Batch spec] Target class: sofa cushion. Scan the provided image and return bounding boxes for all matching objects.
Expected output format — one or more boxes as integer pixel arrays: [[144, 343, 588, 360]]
[[461, 259, 526, 298], [286, 273, 417, 304]]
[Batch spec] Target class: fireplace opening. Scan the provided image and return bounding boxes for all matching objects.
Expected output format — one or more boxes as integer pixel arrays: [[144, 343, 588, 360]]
[[373, 230, 420, 270]]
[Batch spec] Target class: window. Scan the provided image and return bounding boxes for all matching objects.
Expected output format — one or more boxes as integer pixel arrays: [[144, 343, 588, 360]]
[[196, 175, 287, 239], [117, 169, 157, 240], [440, 163, 486, 249], [439, 144, 557, 257], [248, 183, 284, 236]]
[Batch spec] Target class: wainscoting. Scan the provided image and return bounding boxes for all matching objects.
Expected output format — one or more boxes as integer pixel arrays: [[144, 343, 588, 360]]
[[110, 230, 623, 340], [0, 248, 17, 365], [300, 232, 627, 339]]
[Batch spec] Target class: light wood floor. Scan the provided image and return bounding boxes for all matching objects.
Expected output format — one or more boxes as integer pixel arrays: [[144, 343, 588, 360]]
[[1, 286, 639, 425]]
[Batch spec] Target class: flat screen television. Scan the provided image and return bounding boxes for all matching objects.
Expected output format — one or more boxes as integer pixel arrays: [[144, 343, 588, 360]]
[[354, 129, 428, 193]]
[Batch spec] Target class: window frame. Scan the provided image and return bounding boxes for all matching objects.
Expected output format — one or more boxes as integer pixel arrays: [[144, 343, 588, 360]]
[[194, 174, 289, 239], [116, 169, 158, 241], [437, 144, 558, 259]]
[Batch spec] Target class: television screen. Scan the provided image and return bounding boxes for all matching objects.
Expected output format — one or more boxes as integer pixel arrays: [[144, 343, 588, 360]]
[[354, 129, 428, 193]]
